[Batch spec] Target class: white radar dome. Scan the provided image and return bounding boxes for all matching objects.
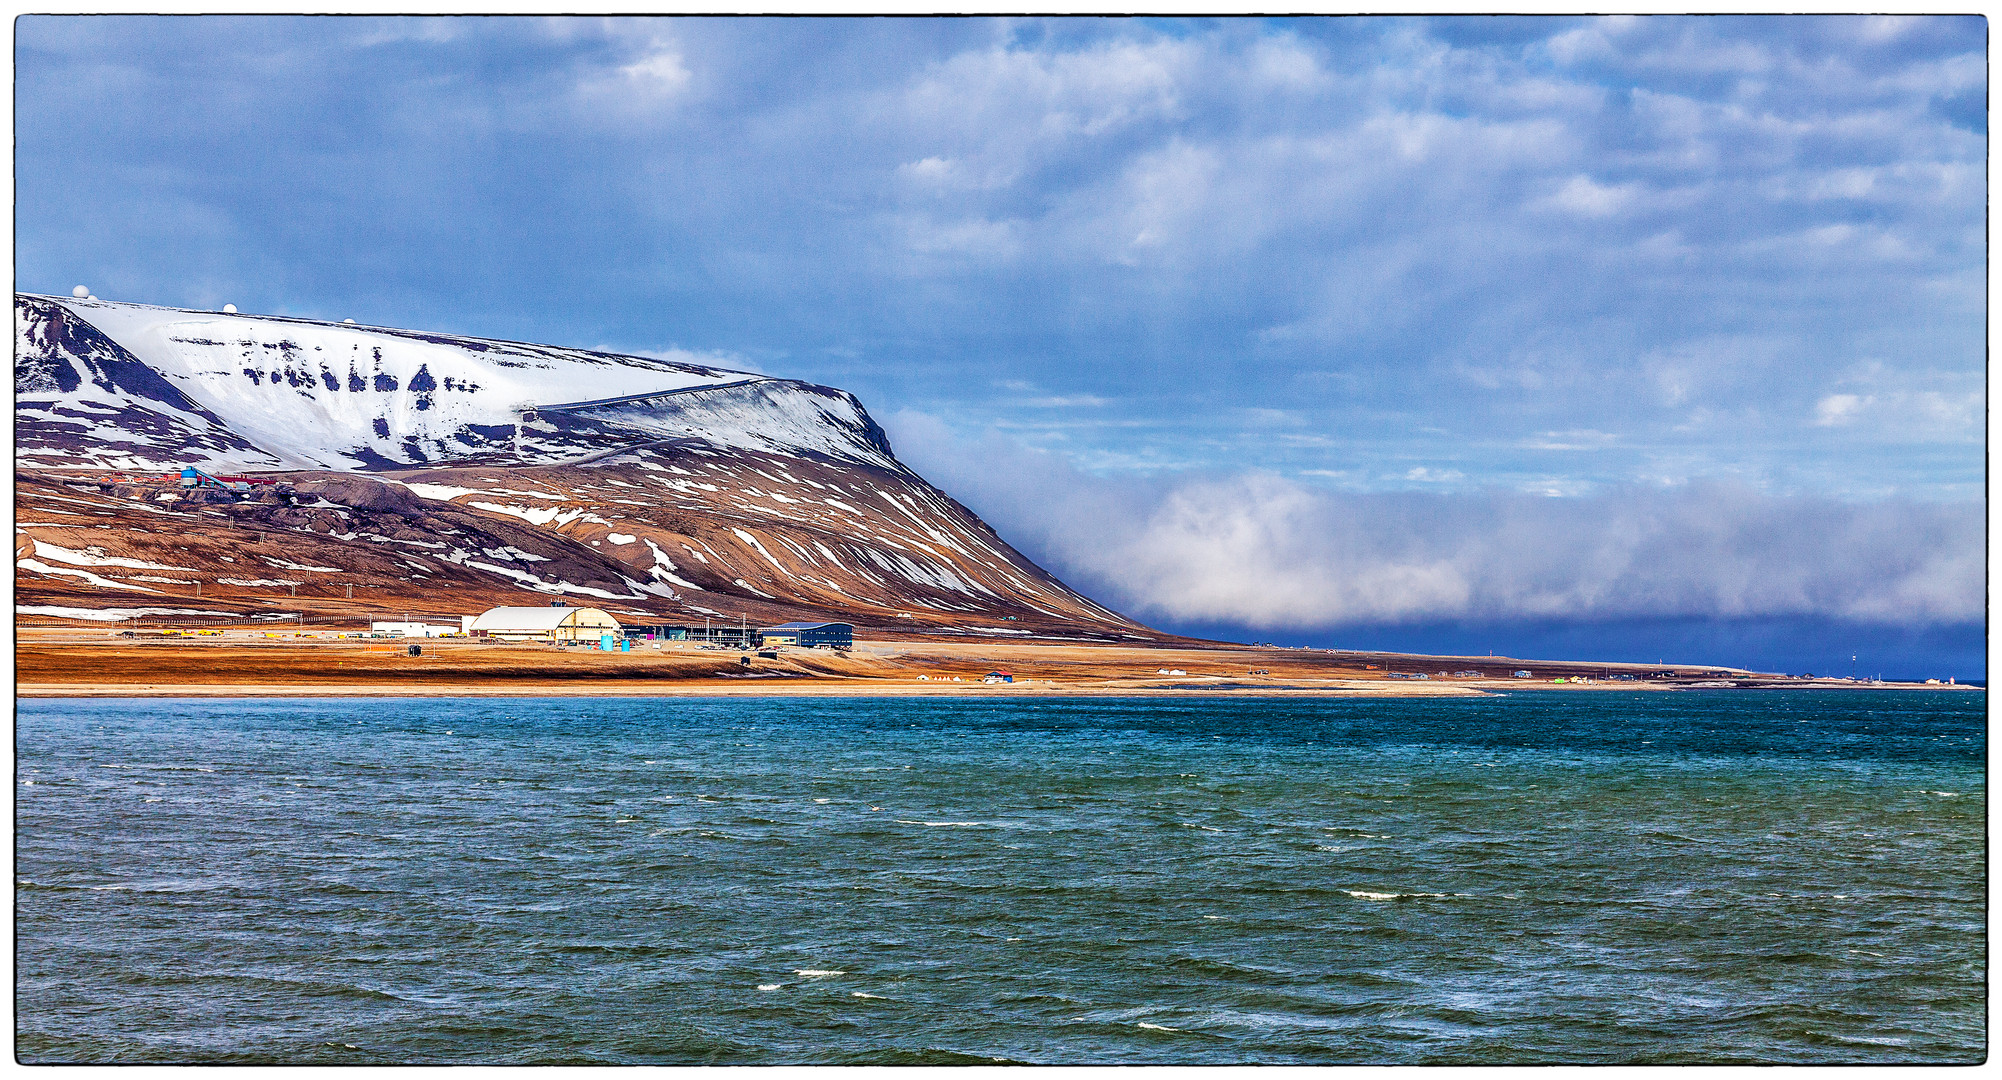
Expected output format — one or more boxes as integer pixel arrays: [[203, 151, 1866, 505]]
[[222, 304, 237, 313], [72, 285, 89, 298], [344, 318, 356, 324]]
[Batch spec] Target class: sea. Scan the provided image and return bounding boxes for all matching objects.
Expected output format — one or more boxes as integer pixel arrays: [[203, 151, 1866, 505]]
[[15, 690, 1986, 1064]]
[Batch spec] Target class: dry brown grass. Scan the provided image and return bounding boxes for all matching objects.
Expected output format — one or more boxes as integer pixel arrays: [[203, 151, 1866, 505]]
[[15, 629, 1504, 697]]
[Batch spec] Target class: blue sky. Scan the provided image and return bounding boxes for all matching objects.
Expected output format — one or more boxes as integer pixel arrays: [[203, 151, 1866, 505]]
[[16, 16, 1987, 676]]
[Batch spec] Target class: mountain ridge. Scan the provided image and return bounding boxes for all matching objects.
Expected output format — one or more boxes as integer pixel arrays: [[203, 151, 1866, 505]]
[[14, 295, 1149, 639]]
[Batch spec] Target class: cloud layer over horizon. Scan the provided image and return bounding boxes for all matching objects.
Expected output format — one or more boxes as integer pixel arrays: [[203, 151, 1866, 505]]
[[884, 412, 1984, 634]]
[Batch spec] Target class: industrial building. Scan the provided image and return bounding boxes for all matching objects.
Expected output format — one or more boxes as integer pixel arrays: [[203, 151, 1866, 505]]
[[758, 622, 854, 649], [606, 619, 853, 650], [370, 621, 456, 638], [626, 623, 758, 648], [467, 606, 622, 643]]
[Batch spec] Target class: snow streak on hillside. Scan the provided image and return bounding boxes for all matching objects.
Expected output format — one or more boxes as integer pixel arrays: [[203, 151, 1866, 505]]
[[549, 380, 900, 470]]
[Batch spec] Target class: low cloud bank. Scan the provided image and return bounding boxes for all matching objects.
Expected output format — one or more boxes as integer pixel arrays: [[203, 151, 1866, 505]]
[[887, 413, 1985, 629]]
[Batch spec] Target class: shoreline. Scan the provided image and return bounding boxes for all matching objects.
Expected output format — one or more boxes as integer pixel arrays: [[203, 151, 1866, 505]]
[[16, 681, 1492, 699], [15, 628, 1974, 699], [18, 681, 1974, 700]]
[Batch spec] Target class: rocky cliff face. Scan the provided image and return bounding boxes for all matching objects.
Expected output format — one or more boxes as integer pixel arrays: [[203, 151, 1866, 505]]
[[14, 295, 1148, 639]]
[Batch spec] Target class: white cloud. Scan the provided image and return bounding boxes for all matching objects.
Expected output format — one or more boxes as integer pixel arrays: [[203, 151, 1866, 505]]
[[1543, 16, 1645, 67], [1810, 366, 1985, 440], [1020, 395, 1108, 408], [618, 50, 691, 93], [1814, 393, 1867, 426], [1245, 37, 1328, 92], [899, 156, 955, 185], [902, 214, 1020, 258], [1114, 140, 1221, 255], [571, 29, 693, 116], [1542, 174, 1640, 217], [902, 37, 1191, 149], [350, 18, 463, 48], [1524, 430, 1620, 451], [886, 413, 1985, 629]]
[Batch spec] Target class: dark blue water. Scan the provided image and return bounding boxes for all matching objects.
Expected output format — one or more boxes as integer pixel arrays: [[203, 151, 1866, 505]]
[[15, 691, 1986, 1063]]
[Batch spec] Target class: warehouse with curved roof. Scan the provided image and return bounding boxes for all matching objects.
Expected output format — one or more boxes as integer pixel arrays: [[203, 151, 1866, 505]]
[[467, 605, 622, 643]]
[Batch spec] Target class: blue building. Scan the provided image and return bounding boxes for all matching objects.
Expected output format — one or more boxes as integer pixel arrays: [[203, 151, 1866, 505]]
[[758, 622, 854, 649]]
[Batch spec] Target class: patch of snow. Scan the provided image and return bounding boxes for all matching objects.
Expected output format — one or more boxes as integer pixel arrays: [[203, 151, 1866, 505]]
[[468, 501, 561, 526], [16, 605, 234, 620], [399, 482, 485, 502], [465, 501, 606, 530], [31, 540, 193, 572], [732, 578, 777, 599], [641, 539, 701, 590], [263, 557, 343, 573], [17, 559, 162, 592], [732, 528, 792, 576]]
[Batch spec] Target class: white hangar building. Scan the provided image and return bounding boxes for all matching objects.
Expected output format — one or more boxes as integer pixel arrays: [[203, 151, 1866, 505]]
[[466, 606, 622, 643]]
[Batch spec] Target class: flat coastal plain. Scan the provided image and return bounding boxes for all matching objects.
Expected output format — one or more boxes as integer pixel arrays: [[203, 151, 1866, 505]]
[[14, 625, 1940, 698]]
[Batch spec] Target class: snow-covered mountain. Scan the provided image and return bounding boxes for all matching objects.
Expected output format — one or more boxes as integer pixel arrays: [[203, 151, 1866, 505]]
[[16, 295, 290, 472], [14, 295, 1146, 638], [17, 294, 897, 472]]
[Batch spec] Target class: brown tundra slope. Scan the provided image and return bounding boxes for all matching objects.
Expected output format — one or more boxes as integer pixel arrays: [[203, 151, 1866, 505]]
[[14, 294, 1150, 640]]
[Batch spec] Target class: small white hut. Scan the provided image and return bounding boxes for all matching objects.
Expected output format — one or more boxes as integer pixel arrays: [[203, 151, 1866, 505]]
[[467, 605, 622, 643]]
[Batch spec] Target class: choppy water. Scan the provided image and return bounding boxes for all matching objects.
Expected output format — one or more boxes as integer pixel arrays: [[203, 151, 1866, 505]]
[[16, 691, 1985, 1064]]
